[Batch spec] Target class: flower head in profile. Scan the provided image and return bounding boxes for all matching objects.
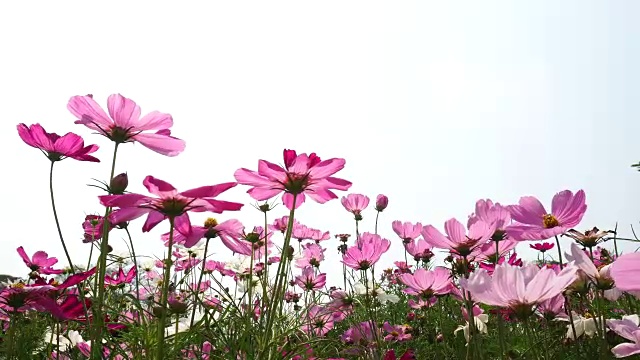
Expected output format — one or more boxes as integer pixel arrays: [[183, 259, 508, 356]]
[[341, 193, 370, 220], [67, 93, 185, 156], [507, 190, 587, 240], [422, 218, 495, 257], [564, 227, 613, 248], [530, 242, 554, 253], [17, 123, 99, 162], [99, 176, 243, 234], [234, 149, 352, 210], [16, 247, 63, 276]]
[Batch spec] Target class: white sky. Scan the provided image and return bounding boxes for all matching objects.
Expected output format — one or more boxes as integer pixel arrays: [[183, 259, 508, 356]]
[[1, 1, 639, 284]]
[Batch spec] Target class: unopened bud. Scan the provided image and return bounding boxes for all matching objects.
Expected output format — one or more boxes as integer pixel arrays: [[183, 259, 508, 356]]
[[375, 194, 388, 212], [110, 173, 128, 194]]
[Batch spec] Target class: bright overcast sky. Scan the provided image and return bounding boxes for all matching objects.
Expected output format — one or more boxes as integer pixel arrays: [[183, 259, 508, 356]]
[[1, 1, 639, 282]]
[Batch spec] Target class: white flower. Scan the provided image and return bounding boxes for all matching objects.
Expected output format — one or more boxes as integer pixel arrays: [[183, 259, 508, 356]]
[[353, 281, 400, 304], [563, 312, 597, 340], [454, 314, 489, 344], [225, 255, 252, 274], [42, 329, 86, 351]]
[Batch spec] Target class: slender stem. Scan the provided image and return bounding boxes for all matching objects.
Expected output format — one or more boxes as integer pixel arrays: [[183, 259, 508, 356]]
[[156, 217, 176, 360], [49, 161, 76, 272], [374, 211, 380, 235], [190, 238, 210, 328], [49, 161, 90, 327], [91, 142, 119, 360], [125, 228, 141, 308], [264, 196, 297, 358], [495, 241, 506, 359], [554, 235, 564, 269]]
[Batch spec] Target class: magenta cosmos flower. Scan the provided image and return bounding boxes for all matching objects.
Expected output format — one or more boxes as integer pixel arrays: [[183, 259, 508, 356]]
[[16, 246, 63, 275], [507, 190, 587, 240], [67, 94, 185, 156], [234, 149, 352, 210], [375, 194, 388, 212], [99, 176, 243, 233], [17, 123, 99, 162]]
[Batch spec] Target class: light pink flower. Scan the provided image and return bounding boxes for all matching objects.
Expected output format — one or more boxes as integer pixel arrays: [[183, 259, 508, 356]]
[[422, 218, 495, 257], [294, 267, 327, 291], [392, 221, 423, 244], [399, 267, 453, 298], [607, 318, 640, 358], [68, 93, 185, 156], [342, 234, 388, 270], [507, 190, 587, 240], [468, 199, 511, 231], [17, 123, 99, 162], [99, 176, 242, 234], [341, 193, 370, 219], [296, 243, 326, 268], [460, 263, 577, 319], [234, 149, 351, 210], [611, 252, 640, 292]]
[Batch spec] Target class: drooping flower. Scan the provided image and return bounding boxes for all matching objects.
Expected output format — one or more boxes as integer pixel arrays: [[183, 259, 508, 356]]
[[67, 93, 185, 156], [507, 190, 587, 240], [234, 149, 352, 210], [99, 176, 243, 234], [17, 123, 99, 162]]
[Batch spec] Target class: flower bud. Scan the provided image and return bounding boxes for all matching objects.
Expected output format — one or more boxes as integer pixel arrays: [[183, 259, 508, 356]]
[[375, 194, 388, 212], [110, 173, 128, 194]]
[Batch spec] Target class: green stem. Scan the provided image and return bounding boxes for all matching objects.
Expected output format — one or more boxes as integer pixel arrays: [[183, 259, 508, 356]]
[[125, 228, 141, 313], [374, 211, 380, 235], [554, 235, 564, 269], [190, 237, 210, 328], [495, 241, 506, 359], [91, 142, 119, 360], [156, 217, 176, 360], [49, 161, 90, 326], [264, 195, 297, 358], [49, 161, 76, 273]]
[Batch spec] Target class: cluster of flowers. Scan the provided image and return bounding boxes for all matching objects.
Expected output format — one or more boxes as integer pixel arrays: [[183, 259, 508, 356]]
[[4, 93, 640, 359]]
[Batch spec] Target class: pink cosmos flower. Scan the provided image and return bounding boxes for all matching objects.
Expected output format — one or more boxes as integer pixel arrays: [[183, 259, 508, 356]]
[[16, 247, 63, 275], [302, 305, 334, 336], [67, 93, 185, 156], [161, 217, 245, 248], [17, 123, 99, 162], [607, 318, 640, 358], [99, 176, 243, 234], [399, 267, 453, 298], [104, 266, 136, 287], [341, 193, 370, 219], [82, 215, 111, 243], [295, 243, 326, 268], [234, 149, 352, 210], [392, 221, 423, 244], [375, 194, 388, 212], [507, 190, 587, 240], [468, 199, 511, 236], [294, 267, 327, 291], [530, 242, 555, 252], [383, 322, 412, 342], [460, 263, 577, 319], [342, 234, 389, 270], [405, 238, 434, 262], [611, 252, 640, 292], [422, 218, 495, 257]]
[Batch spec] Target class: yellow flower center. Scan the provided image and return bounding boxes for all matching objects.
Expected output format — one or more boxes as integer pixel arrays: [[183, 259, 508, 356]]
[[543, 214, 559, 229], [204, 218, 218, 228]]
